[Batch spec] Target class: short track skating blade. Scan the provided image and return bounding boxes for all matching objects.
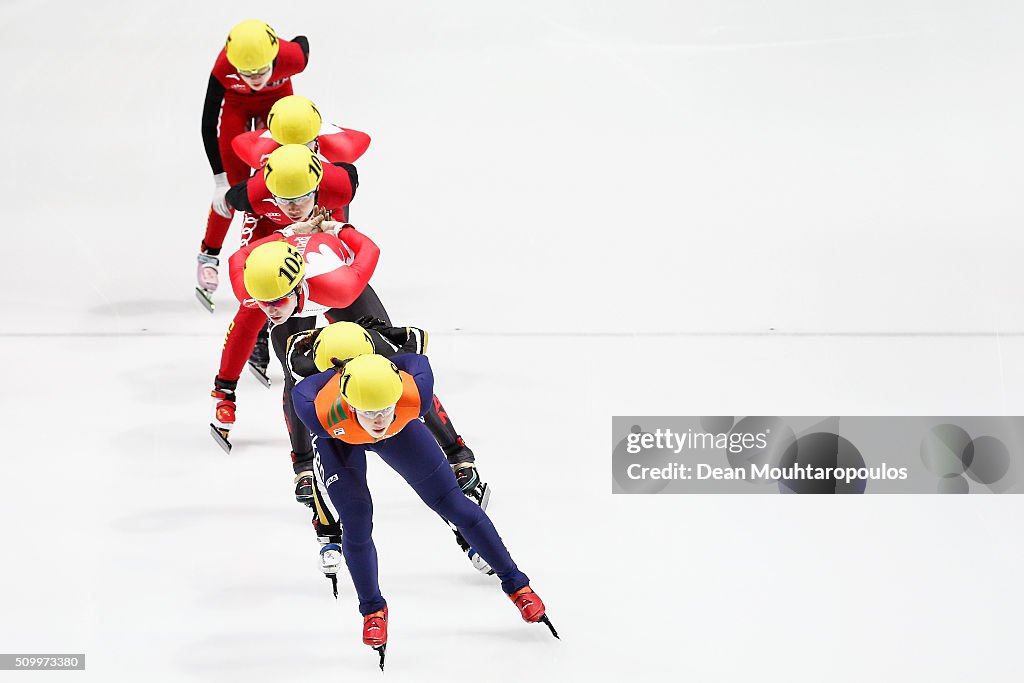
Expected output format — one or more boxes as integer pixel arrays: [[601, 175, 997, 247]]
[[195, 287, 215, 313], [209, 424, 232, 453], [247, 361, 271, 388]]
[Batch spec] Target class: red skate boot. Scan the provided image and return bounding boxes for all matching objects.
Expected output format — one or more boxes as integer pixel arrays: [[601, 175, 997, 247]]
[[509, 586, 559, 638], [209, 378, 237, 453], [362, 607, 388, 670]]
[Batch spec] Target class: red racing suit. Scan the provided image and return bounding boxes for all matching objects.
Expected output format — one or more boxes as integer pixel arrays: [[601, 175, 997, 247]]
[[224, 162, 357, 226], [200, 36, 309, 254], [230, 121, 367, 251], [214, 160, 360, 385], [231, 123, 372, 169], [228, 230, 380, 318], [216, 218, 369, 385], [226, 229, 385, 468]]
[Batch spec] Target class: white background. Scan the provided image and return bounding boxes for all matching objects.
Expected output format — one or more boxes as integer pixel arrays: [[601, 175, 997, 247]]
[[1, 1, 1022, 681]]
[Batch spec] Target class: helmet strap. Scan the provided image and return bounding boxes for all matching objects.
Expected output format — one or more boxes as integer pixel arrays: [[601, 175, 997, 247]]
[[295, 282, 309, 314]]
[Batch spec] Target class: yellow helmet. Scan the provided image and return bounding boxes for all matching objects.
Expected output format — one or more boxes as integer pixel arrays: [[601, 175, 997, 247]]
[[314, 322, 375, 371], [225, 20, 280, 72], [268, 96, 323, 145], [264, 144, 323, 199], [243, 241, 305, 301], [339, 355, 403, 411]]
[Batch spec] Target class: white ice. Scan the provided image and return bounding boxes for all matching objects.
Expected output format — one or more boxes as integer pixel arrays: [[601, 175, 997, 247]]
[[2, 1, 1023, 681]]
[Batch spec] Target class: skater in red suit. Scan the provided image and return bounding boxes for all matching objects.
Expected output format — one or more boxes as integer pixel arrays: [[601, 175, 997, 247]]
[[196, 20, 310, 308], [231, 94, 372, 171], [226, 94, 373, 387], [206, 144, 360, 458], [207, 147, 378, 507], [211, 217, 385, 503]]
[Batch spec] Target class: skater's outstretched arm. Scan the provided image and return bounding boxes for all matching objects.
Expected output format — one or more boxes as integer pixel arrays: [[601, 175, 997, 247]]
[[390, 354, 434, 418], [303, 227, 380, 309], [200, 75, 227, 175]]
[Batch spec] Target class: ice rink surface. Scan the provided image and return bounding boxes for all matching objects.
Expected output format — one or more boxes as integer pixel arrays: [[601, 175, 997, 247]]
[[2, 1, 1023, 681]]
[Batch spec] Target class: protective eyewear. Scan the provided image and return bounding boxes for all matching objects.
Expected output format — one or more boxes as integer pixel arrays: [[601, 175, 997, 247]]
[[355, 405, 396, 421], [256, 293, 295, 308], [272, 189, 316, 205], [237, 64, 273, 77]]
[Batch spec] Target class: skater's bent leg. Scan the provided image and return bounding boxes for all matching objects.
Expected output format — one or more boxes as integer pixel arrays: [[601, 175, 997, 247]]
[[271, 318, 317, 471], [216, 304, 267, 382], [423, 394, 474, 464], [201, 107, 250, 252], [311, 474, 342, 543], [315, 441, 384, 615], [201, 209, 232, 255], [433, 484, 529, 594], [377, 422, 529, 594]]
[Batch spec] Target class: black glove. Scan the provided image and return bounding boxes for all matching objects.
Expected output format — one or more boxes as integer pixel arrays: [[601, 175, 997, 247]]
[[285, 329, 322, 379], [353, 315, 413, 348], [288, 328, 321, 355], [354, 315, 389, 331]]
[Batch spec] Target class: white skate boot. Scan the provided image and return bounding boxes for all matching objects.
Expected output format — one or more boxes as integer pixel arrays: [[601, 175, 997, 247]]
[[195, 253, 220, 312], [319, 540, 343, 598]]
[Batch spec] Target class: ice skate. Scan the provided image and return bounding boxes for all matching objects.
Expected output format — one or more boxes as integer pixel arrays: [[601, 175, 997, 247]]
[[209, 381, 236, 453], [509, 586, 558, 638], [247, 324, 272, 387], [362, 607, 388, 670], [454, 462, 491, 510], [195, 252, 219, 313], [444, 520, 496, 575], [319, 541, 342, 598], [467, 546, 495, 575], [294, 471, 314, 506]]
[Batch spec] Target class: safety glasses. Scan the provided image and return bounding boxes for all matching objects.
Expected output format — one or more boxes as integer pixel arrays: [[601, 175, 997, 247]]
[[355, 405, 396, 421], [237, 64, 273, 78], [256, 293, 295, 309], [272, 189, 316, 205]]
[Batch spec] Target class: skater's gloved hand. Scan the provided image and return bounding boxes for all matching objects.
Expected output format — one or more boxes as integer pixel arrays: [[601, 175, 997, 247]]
[[320, 220, 347, 237], [354, 315, 389, 331], [285, 330, 321, 380], [286, 213, 325, 236], [288, 206, 332, 236], [355, 316, 415, 348], [211, 173, 231, 218], [453, 463, 481, 494], [288, 328, 321, 355]]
